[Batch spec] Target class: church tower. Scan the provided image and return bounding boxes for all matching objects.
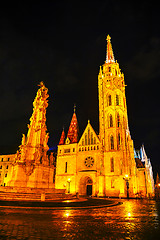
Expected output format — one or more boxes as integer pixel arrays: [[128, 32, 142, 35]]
[[55, 35, 154, 198], [98, 35, 137, 197]]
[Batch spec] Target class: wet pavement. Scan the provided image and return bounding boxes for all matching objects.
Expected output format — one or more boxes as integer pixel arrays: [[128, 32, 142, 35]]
[[0, 199, 160, 239], [0, 198, 120, 209]]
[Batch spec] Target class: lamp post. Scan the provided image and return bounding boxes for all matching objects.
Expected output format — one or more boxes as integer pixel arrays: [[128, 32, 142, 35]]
[[123, 175, 130, 199]]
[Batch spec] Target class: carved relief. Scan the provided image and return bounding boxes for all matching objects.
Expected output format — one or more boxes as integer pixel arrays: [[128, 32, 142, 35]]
[[42, 170, 49, 180], [22, 161, 35, 176]]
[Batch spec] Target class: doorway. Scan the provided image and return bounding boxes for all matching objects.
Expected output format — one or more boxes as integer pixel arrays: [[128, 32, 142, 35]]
[[86, 177, 93, 196], [87, 184, 92, 196], [79, 176, 93, 196]]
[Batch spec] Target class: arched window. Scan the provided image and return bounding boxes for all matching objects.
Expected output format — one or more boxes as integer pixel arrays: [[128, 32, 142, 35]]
[[117, 133, 121, 149], [88, 128, 90, 145], [65, 162, 67, 173], [111, 158, 114, 172], [109, 114, 113, 127], [116, 94, 119, 106], [85, 133, 87, 145], [94, 137, 96, 144], [0, 165, 2, 169], [108, 95, 112, 106], [91, 132, 93, 144], [117, 113, 120, 128], [6, 165, 9, 169], [110, 135, 114, 150]]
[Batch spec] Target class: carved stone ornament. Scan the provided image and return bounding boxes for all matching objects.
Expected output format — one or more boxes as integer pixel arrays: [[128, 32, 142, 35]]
[[22, 161, 35, 176]]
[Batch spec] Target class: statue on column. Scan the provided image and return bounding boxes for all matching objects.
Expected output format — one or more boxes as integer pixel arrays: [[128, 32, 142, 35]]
[[14, 82, 50, 175]]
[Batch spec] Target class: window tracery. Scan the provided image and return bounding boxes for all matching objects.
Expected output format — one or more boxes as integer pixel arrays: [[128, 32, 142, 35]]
[[108, 95, 112, 106], [116, 94, 119, 106], [110, 135, 114, 150], [111, 158, 114, 172], [109, 114, 113, 127], [117, 113, 120, 128]]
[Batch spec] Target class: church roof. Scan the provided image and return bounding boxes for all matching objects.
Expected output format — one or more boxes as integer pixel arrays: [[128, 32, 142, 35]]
[[59, 129, 65, 145], [66, 109, 79, 144], [135, 158, 145, 168]]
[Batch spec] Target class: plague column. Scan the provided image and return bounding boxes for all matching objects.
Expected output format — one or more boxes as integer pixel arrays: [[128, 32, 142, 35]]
[[8, 82, 54, 188]]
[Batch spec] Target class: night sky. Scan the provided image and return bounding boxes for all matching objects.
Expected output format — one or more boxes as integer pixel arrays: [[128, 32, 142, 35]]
[[0, 2, 159, 178]]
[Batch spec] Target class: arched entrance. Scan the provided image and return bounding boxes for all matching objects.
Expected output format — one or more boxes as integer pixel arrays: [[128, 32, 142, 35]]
[[86, 177, 93, 196], [79, 176, 93, 196]]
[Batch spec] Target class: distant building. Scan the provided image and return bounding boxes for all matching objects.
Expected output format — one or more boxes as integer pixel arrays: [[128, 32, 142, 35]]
[[55, 35, 155, 198], [0, 154, 15, 186]]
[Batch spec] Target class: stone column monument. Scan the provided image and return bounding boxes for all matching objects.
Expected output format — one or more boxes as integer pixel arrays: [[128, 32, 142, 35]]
[[8, 82, 54, 189]]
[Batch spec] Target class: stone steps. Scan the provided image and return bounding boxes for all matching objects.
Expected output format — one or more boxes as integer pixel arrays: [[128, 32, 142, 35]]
[[0, 191, 73, 201]]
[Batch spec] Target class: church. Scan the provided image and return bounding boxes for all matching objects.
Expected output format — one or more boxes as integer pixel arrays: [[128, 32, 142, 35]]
[[0, 35, 154, 198], [55, 35, 154, 198]]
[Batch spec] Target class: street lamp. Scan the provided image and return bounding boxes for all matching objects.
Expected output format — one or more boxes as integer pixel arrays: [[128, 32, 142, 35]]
[[123, 175, 130, 199]]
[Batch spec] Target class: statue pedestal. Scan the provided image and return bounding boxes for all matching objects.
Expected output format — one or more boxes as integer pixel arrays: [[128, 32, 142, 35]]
[[7, 163, 54, 189]]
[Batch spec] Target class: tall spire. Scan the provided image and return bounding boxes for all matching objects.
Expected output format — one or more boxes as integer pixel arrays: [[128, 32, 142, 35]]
[[67, 107, 79, 143], [106, 35, 115, 63]]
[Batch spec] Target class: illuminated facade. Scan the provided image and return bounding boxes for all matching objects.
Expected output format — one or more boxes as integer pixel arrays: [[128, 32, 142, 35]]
[[55, 36, 154, 198], [0, 154, 15, 186], [0, 36, 155, 198]]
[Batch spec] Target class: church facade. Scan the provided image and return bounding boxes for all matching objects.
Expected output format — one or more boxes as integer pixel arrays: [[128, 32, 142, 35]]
[[55, 36, 154, 198]]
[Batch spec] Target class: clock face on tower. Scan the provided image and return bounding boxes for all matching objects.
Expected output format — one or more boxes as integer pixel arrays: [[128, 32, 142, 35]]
[[84, 156, 94, 168]]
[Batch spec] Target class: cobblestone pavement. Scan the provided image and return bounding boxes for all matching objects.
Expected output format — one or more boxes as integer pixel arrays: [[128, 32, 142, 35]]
[[0, 207, 63, 239], [0, 198, 119, 239]]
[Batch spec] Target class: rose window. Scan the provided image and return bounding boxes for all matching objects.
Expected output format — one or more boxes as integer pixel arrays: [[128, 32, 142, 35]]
[[84, 156, 94, 168]]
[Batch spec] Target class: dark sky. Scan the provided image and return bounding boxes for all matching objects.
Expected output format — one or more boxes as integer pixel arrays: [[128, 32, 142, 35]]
[[0, 2, 159, 178]]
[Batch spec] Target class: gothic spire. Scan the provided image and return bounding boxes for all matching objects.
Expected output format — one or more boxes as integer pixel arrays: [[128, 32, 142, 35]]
[[106, 35, 115, 63], [67, 108, 79, 143], [59, 128, 65, 145]]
